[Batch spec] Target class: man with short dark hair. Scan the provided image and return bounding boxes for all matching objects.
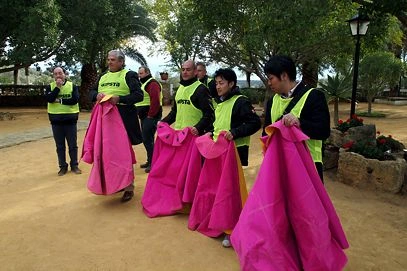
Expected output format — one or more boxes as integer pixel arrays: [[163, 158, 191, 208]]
[[136, 66, 162, 173], [197, 61, 217, 100], [263, 55, 330, 181]]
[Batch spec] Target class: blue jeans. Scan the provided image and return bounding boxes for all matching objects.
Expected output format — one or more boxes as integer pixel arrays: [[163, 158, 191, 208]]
[[141, 117, 159, 165], [51, 123, 78, 169]]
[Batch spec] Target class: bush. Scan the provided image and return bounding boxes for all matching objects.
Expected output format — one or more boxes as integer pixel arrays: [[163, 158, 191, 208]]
[[342, 132, 405, 161], [239, 88, 266, 104], [335, 114, 364, 133]]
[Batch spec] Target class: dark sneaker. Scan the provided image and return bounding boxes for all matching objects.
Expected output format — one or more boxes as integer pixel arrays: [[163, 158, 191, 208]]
[[121, 191, 134, 202], [145, 166, 151, 173], [71, 166, 82, 174], [58, 167, 68, 176], [140, 162, 150, 169]]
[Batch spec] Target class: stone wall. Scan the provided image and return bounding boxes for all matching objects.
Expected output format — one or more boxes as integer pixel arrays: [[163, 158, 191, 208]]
[[337, 151, 407, 194]]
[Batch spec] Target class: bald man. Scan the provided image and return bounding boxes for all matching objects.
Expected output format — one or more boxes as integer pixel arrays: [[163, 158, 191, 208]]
[[161, 59, 214, 135], [45, 67, 81, 176]]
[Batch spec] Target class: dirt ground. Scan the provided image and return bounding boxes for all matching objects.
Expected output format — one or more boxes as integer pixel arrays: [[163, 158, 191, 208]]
[[0, 103, 406, 271]]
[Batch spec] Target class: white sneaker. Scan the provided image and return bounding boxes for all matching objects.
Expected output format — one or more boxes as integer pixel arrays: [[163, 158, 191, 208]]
[[222, 235, 231, 248]]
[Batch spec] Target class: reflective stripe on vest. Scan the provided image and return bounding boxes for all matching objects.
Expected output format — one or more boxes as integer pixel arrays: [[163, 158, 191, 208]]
[[174, 80, 203, 130], [271, 88, 323, 162], [213, 95, 250, 147], [98, 69, 130, 96], [136, 77, 163, 107], [47, 81, 79, 114]]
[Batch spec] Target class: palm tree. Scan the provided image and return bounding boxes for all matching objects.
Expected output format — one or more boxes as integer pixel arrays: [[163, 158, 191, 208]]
[[319, 72, 352, 125]]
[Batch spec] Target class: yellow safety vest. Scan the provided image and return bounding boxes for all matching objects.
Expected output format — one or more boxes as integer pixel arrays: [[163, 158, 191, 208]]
[[174, 80, 203, 130], [271, 88, 323, 163], [136, 77, 163, 107], [47, 81, 79, 114], [98, 69, 130, 96], [213, 95, 250, 147]]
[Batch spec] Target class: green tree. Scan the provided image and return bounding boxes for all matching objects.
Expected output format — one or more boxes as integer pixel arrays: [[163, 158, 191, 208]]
[[0, 0, 61, 82], [319, 71, 353, 124], [358, 51, 403, 114], [54, 0, 157, 109]]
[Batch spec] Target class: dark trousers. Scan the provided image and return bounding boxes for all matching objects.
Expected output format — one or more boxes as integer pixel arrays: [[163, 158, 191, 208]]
[[141, 117, 158, 165], [51, 123, 78, 169], [315, 162, 324, 183]]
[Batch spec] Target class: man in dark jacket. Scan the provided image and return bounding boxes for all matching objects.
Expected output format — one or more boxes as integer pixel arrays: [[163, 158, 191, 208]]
[[89, 50, 143, 202], [161, 59, 214, 135], [263, 55, 330, 182], [45, 67, 81, 176], [136, 66, 162, 173], [212, 68, 261, 248]]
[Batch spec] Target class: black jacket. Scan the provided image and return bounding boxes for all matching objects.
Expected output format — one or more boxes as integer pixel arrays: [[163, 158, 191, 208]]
[[263, 82, 330, 140], [88, 69, 144, 145], [45, 81, 79, 125], [161, 77, 214, 135], [214, 87, 261, 140]]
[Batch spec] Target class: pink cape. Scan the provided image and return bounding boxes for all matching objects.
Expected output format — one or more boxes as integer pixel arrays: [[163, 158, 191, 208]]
[[81, 102, 136, 195], [231, 121, 349, 271], [141, 122, 201, 217], [188, 133, 247, 237]]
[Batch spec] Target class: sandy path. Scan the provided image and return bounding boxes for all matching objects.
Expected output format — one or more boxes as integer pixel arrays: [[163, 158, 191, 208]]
[[0, 103, 406, 271]]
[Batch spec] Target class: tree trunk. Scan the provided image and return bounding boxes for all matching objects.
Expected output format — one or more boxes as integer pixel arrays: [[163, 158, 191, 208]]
[[301, 60, 319, 88], [334, 99, 339, 125], [367, 99, 372, 114], [79, 63, 98, 110], [246, 71, 251, 88], [13, 67, 18, 85]]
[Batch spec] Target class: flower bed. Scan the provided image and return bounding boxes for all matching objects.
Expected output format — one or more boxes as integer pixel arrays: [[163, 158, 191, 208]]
[[325, 115, 407, 193]]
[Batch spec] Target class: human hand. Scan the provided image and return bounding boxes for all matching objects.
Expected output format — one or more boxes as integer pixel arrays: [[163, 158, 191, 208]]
[[56, 78, 64, 88], [191, 127, 199, 135], [282, 113, 300, 127], [109, 95, 120, 105], [96, 93, 105, 102], [224, 131, 234, 141]]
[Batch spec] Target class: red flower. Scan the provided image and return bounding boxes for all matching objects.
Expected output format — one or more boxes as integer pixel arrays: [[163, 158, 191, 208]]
[[352, 114, 357, 119], [338, 119, 343, 124], [343, 141, 354, 149], [377, 131, 381, 135], [378, 139, 386, 144], [346, 118, 350, 123]]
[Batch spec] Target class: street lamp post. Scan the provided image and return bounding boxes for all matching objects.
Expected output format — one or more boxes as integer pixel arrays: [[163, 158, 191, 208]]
[[347, 9, 370, 119]]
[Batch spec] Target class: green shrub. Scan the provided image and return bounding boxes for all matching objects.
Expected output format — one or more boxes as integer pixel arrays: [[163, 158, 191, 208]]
[[342, 132, 405, 161], [239, 88, 266, 104], [335, 114, 364, 132]]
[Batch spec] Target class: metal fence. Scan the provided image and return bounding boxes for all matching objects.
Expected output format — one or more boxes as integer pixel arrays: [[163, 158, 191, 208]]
[[0, 85, 48, 106]]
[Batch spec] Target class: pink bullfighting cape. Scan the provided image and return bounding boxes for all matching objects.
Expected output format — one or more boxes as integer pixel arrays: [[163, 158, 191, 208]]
[[231, 121, 349, 271], [141, 122, 201, 217], [188, 132, 248, 237], [81, 101, 136, 195]]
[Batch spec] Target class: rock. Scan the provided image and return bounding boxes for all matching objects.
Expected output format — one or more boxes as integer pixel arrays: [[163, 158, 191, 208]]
[[337, 151, 407, 194], [343, 124, 376, 145], [326, 128, 344, 148], [323, 146, 339, 169]]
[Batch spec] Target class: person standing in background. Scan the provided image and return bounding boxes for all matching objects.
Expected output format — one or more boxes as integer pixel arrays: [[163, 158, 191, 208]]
[[45, 67, 82, 176], [89, 50, 143, 202], [196, 61, 218, 101], [136, 66, 162, 173]]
